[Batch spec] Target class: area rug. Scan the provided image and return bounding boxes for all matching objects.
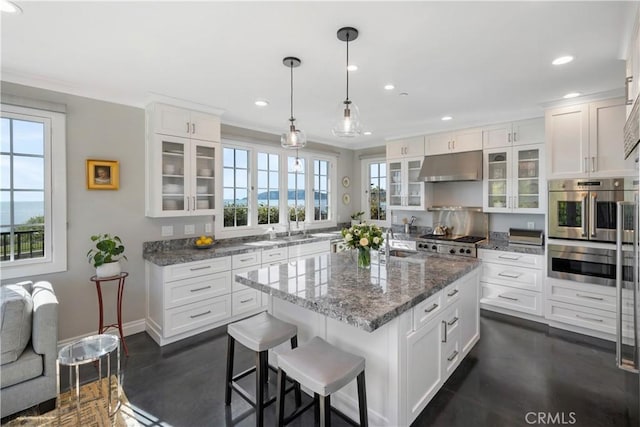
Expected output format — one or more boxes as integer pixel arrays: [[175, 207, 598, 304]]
[[3, 376, 140, 427]]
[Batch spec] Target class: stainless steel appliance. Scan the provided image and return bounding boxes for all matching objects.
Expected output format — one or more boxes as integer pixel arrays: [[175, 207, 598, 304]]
[[416, 207, 488, 257], [508, 228, 544, 246], [416, 234, 485, 257], [548, 244, 634, 288], [624, 93, 639, 159], [418, 150, 483, 182], [548, 178, 636, 243]]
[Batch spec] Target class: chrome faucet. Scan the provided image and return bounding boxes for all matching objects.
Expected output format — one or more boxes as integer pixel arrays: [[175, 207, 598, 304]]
[[384, 228, 394, 262], [286, 217, 292, 237]]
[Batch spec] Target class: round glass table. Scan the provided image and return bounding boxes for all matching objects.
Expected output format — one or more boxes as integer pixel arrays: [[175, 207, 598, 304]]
[[57, 334, 121, 424]]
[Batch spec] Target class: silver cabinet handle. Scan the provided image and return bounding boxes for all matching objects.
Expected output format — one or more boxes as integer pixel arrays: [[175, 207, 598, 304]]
[[268, 252, 283, 257], [193, 196, 196, 211], [513, 132, 517, 142], [240, 298, 254, 304], [576, 293, 604, 301], [451, 140, 455, 150], [424, 303, 439, 313], [191, 123, 196, 134], [576, 313, 603, 323], [190, 310, 211, 319], [626, 76, 634, 105], [508, 132, 512, 143], [447, 141, 451, 150], [186, 196, 190, 211], [447, 316, 459, 326], [447, 350, 459, 362], [190, 286, 212, 292], [498, 294, 519, 301], [498, 254, 520, 260], [590, 192, 597, 237], [239, 257, 254, 262], [447, 289, 459, 297], [498, 271, 522, 279], [616, 201, 638, 372], [442, 320, 447, 343], [581, 194, 588, 237], [190, 265, 211, 271], [186, 122, 190, 133], [591, 156, 596, 173]]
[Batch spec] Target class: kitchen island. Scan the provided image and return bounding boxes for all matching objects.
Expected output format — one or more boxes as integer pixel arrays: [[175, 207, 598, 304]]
[[236, 251, 481, 426]]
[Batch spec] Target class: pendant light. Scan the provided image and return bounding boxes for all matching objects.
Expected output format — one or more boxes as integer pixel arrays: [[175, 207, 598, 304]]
[[332, 27, 362, 137], [281, 57, 307, 149]]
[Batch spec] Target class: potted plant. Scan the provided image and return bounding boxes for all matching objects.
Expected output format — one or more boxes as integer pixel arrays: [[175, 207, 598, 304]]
[[350, 211, 365, 226], [87, 233, 127, 278]]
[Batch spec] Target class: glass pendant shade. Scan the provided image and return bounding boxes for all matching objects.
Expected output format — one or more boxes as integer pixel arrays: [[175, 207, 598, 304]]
[[281, 123, 307, 149], [332, 100, 362, 137]]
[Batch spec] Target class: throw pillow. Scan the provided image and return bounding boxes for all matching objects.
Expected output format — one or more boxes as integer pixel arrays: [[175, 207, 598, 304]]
[[0, 283, 33, 365]]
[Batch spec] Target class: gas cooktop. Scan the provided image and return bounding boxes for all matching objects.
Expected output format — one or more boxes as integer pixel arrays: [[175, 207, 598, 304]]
[[418, 234, 486, 244]]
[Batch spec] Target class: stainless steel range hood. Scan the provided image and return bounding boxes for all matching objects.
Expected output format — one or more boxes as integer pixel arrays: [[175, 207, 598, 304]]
[[418, 150, 483, 182]]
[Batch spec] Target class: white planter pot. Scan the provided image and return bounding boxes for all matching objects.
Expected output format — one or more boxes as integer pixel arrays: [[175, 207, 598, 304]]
[[96, 261, 121, 278]]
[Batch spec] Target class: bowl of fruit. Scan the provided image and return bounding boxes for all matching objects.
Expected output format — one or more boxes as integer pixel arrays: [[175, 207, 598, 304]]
[[194, 235, 215, 249]]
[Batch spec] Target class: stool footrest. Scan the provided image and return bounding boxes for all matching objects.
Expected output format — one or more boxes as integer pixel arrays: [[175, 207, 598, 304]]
[[229, 364, 299, 409]]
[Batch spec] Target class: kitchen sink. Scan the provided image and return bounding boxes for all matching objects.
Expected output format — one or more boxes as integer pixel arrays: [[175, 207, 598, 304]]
[[244, 241, 279, 247], [281, 234, 316, 242]]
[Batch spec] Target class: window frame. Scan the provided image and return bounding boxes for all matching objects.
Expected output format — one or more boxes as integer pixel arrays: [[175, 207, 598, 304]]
[[361, 156, 390, 227], [1, 103, 67, 280]]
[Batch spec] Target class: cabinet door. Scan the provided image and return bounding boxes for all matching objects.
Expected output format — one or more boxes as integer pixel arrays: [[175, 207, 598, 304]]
[[189, 111, 221, 142], [425, 133, 452, 155], [387, 137, 425, 158], [512, 118, 545, 146], [191, 141, 218, 214], [154, 104, 191, 138], [483, 148, 511, 212], [388, 161, 404, 208], [405, 158, 424, 209], [158, 135, 189, 216], [589, 98, 632, 177], [458, 274, 479, 356], [513, 144, 544, 213], [406, 315, 444, 420], [452, 128, 482, 152], [482, 123, 511, 149], [545, 104, 589, 179]]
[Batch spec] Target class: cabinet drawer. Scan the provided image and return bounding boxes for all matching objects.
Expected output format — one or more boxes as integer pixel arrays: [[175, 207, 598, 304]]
[[232, 288, 264, 317], [262, 247, 288, 264], [413, 291, 443, 331], [443, 282, 461, 307], [165, 271, 231, 309], [232, 252, 261, 269], [547, 281, 616, 312], [289, 241, 330, 260], [545, 300, 637, 337], [478, 249, 542, 269], [164, 257, 231, 282], [481, 262, 542, 292], [480, 283, 542, 316], [165, 295, 231, 337]]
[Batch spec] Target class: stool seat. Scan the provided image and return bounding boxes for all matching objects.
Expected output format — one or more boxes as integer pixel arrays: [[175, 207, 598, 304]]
[[228, 312, 297, 352], [278, 336, 365, 396]]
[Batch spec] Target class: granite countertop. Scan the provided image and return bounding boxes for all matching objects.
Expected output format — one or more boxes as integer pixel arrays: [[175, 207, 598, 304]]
[[142, 232, 343, 266], [236, 251, 480, 333]]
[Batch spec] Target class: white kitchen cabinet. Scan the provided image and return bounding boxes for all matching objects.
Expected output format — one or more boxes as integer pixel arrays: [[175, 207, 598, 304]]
[[483, 144, 545, 213], [151, 103, 221, 142], [625, 12, 640, 117], [425, 127, 482, 155], [458, 272, 479, 356], [387, 158, 427, 210], [146, 103, 222, 218], [479, 249, 544, 319], [546, 97, 632, 179], [482, 118, 544, 149], [386, 136, 425, 159]]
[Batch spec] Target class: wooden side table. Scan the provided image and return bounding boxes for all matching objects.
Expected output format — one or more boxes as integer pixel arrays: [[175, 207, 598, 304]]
[[90, 272, 129, 356]]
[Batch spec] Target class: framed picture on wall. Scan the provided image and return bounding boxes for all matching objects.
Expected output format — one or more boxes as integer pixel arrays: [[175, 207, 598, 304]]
[[86, 159, 119, 190]]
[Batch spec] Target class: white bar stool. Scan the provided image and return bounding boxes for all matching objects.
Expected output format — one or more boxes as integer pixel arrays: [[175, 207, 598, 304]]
[[225, 311, 300, 427], [275, 336, 368, 427]]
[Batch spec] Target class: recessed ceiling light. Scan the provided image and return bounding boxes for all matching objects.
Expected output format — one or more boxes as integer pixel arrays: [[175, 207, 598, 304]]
[[441, 116, 453, 121], [399, 92, 409, 96], [563, 92, 581, 99], [552, 56, 574, 65], [1, 0, 22, 14], [254, 99, 269, 107], [384, 84, 395, 91], [363, 131, 372, 136], [347, 64, 358, 72]]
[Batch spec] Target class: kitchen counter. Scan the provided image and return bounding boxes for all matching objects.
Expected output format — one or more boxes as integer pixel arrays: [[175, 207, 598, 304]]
[[476, 239, 545, 255], [236, 251, 480, 332]]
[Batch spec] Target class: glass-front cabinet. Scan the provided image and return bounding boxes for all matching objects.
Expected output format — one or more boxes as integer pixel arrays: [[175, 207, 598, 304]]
[[147, 134, 220, 217], [387, 158, 426, 210], [483, 144, 544, 214]]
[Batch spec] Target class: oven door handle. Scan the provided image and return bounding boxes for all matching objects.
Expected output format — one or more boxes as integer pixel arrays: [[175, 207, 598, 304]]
[[581, 194, 588, 238], [590, 192, 597, 238], [616, 201, 638, 373]]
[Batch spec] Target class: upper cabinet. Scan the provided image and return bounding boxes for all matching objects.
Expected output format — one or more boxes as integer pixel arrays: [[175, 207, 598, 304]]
[[146, 103, 221, 217], [387, 157, 428, 210], [625, 11, 640, 117], [152, 103, 221, 142], [425, 127, 482, 155], [386, 136, 425, 159], [546, 97, 633, 179], [482, 118, 544, 149]]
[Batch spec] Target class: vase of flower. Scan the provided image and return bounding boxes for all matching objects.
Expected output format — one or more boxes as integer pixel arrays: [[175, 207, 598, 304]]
[[341, 222, 384, 270]]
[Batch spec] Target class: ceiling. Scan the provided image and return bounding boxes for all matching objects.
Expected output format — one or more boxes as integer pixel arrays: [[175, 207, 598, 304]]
[[1, 1, 636, 149]]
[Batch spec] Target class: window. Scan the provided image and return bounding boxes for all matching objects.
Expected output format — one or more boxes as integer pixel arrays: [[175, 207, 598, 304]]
[[1, 104, 67, 280], [362, 158, 388, 224], [313, 159, 330, 221], [223, 147, 249, 227], [256, 152, 279, 225], [287, 156, 305, 222]]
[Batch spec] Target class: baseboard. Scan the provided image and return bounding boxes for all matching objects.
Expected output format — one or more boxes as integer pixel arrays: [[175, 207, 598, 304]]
[[57, 318, 146, 350]]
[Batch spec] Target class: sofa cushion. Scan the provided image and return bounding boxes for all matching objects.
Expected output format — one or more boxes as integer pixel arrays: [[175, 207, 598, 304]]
[[1, 284, 33, 365], [0, 346, 42, 388]]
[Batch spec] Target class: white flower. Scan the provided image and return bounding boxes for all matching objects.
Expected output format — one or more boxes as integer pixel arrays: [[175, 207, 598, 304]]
[[354, 228, 360, 235], [359, 237, 369, 247], [345, 233, 353, 242], [373, 236, 380, 244]]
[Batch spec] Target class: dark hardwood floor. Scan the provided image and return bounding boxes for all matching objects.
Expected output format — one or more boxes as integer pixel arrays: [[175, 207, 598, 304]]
[[37, 313, 640, 426]]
